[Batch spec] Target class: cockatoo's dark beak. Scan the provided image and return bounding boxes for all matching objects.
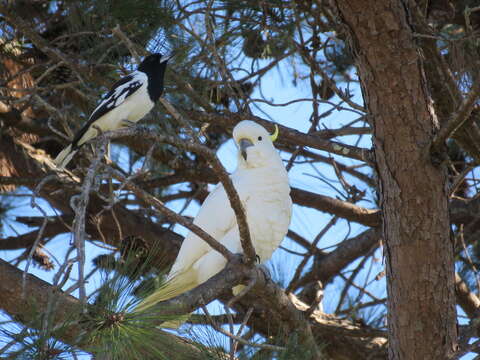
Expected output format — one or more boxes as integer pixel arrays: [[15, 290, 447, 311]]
[[239, 138, 254, 161]]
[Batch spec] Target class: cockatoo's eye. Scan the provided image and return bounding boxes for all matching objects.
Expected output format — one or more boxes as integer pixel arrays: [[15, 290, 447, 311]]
[[258, 136, 262, 141]]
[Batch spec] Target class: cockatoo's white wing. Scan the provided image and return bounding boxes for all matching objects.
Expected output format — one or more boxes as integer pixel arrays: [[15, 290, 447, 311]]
[[167, 183, 235, 279], [136, 183, 237, 312], [191, 226, 243, 284]]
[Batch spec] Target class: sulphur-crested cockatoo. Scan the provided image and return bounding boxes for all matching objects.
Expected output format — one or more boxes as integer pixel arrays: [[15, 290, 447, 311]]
[[136, 120, 292, 312]]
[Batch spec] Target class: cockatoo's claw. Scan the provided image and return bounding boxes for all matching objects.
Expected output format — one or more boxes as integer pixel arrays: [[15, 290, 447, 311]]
[[230, 253, 245, 265], [232, 253, 260, 265], [258, 264, 271, 281]]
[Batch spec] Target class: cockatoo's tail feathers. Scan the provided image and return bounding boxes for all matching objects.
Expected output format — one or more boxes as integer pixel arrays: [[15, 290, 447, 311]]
[[135, 273, 196, 313]]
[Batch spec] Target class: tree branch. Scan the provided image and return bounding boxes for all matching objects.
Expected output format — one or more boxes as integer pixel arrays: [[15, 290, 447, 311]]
[[0, 259, 212, 359], [432, 79, 480, 154], [291, 188, 381, 227], [1, 134, 182, 271], [296, 228, 381, 303], [188, 110, 374, 164], [455, 272, 480, 319]]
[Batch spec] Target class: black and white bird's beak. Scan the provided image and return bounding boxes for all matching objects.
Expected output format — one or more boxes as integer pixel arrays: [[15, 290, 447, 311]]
[[239, 138, 254, 161]]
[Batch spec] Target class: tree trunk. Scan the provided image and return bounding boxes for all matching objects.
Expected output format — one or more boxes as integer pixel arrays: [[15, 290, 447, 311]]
[[333, 0, 457, 359]]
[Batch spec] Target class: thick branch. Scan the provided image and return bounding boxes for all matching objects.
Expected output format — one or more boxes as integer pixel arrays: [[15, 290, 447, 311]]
[[292, 188, 381, 227], [141, 169, 382, 228], [0, 259, 210, 359], [1, 247, 386, 360], [297, 228, 381, 302], [315, 228, 381, 284]]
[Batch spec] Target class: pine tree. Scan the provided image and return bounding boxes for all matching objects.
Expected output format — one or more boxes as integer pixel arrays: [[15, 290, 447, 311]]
[[0, 0, 479, 359]]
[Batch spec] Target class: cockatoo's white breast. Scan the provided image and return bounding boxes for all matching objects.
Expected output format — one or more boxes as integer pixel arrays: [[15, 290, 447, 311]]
[[232, 166, 292, 261], [167, 164, 291, 279]]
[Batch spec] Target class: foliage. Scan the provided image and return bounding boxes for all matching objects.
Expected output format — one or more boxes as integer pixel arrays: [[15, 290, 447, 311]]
[[0, 0, 480, 358]]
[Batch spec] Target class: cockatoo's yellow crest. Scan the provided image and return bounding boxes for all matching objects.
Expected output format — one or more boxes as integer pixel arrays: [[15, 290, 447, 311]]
[[270, 124, 279, 142]]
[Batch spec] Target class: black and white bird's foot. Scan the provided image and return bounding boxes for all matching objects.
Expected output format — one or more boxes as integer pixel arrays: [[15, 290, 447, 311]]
[[121, 119, 137, 127]]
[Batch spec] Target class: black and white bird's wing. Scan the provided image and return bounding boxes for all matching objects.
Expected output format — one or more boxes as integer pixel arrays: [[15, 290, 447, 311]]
[[70, 71, 146, 148]]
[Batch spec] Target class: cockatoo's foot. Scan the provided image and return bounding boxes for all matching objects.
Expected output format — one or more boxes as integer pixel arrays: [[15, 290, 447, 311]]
[[230, 253, 246, 265], [231, 253, 260, 265], [258, 264, 271, 281]]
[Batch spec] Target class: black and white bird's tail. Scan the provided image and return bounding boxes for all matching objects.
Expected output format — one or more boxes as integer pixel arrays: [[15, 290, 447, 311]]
[[54, 144, 78, 169]]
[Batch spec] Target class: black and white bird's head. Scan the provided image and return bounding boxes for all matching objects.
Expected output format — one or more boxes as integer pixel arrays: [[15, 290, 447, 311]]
[[138, 53, 170, 102], [233, 120, 282, 169]]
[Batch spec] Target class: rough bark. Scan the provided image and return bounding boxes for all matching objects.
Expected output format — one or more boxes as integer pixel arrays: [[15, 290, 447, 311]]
[[334, 0, 457, 359]]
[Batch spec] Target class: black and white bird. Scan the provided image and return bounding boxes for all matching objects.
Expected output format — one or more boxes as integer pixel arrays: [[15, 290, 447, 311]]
[[54, 53, 170, 169]]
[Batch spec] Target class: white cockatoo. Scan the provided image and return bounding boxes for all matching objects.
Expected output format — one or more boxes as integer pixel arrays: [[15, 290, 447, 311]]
[[136, 120, 292, 312]]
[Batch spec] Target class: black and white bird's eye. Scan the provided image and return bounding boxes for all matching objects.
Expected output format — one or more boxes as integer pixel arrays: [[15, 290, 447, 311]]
[[258, 136, 262, 141]]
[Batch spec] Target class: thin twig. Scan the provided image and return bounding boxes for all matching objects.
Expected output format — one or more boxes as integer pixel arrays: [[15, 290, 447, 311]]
[[201, 304, 285, 352], [432, 79, 480, 153], [234, 307, 254, 353], [286, 216, 337, 293], [71, 135, 108, 304], [22, 175, 59, 296], [112, 24, 141, 64], [159, 97, 198, 141], [449, 164, 476, 197]]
